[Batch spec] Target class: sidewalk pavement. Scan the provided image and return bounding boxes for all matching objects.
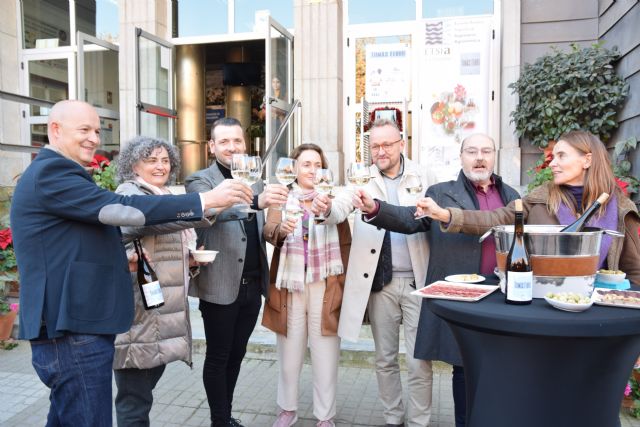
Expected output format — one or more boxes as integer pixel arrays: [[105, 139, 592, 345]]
[[1, 300, 639, 426]]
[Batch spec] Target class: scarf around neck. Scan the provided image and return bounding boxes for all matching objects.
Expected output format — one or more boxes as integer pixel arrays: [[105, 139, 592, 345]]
[[275, 185, 343, 291]]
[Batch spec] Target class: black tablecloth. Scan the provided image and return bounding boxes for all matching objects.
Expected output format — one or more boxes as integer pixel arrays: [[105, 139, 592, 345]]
[[428, 291, 640, 337], [426, 291, 640, 427]]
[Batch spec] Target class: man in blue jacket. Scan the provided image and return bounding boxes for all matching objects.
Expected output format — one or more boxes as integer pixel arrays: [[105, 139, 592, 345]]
[[9, 100, 253, 427]]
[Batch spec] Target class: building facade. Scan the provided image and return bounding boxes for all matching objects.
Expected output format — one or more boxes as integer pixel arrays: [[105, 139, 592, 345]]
[[0, 0, 638, 192]]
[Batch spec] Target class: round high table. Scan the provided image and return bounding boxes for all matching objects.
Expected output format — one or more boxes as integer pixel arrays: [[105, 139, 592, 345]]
[[427, 291, 640, 427]]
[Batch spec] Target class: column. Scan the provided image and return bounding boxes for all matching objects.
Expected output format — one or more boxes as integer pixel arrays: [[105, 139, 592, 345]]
[[294, 0, 344, 180], [499, 0, 522, 188], [176, 44, 206, 181]]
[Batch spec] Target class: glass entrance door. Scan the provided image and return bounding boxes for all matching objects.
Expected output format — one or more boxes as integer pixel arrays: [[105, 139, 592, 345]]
[[135, 28, 176, 142], [77, 32, 120, 153], [265, 17, 294, 177]]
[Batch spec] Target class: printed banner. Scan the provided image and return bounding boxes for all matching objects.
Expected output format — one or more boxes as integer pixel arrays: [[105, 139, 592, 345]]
[[419, 16, 492, 182], [365, 43, 411, 103]]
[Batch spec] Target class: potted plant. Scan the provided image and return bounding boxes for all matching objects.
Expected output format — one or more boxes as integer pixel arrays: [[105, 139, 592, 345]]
[[509, 43, 629, 189], [0, 281, 19, 347], [623, 357, 640, 418], [90, 154, 118, 191], [510, 42, 628, 149]]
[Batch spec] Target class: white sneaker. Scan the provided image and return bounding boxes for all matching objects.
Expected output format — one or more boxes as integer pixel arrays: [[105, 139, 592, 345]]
[[316, 420, 335, 427], [273, 410, 298, 427]]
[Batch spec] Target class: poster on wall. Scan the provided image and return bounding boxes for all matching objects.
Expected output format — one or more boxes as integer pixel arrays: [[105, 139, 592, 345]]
[[205, 69, 226, 133], [365, 43, 411, 103], [419, 16, 492, 182]]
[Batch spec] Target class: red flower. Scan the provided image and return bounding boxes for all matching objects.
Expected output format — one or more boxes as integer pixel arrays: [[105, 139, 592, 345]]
[[0, 228, 11, 250], [89, 154, 110, 170], [615, 178, 629, 196], [454, 84, 466, 101]]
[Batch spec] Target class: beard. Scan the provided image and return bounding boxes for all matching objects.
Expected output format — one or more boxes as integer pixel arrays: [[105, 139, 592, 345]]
[[463, 162, 492, 183]]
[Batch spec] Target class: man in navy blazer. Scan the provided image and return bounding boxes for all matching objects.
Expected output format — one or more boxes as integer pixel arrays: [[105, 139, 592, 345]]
[[10, 100, 253, 427]]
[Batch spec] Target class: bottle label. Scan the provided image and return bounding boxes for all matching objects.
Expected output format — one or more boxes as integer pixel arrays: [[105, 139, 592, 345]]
[[506, 271, 533, 301], [141, 281, 164, 307]]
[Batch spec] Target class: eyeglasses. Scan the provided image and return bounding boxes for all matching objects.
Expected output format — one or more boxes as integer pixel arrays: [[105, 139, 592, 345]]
[[462, 148, 496, 157], [370, 138, 402, 153]]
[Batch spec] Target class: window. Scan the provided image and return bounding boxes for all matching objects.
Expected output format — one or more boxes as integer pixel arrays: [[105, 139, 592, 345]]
[[76, 0, 119, 44], [422, 0, 493, 18], [22, 0, 71, 49], [28, 58, 69, 116]]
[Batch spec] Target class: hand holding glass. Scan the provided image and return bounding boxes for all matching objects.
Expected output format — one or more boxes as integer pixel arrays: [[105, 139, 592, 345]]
[[284, 192, 303, 241], [347, 162, 371, 214], [275, 157, 297, 210], [313, 169, 334, 222], [230, 154, 259, 212]]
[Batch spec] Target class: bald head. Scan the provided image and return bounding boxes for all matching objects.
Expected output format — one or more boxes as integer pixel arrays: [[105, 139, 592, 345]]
[[48, 100, 101, 166]]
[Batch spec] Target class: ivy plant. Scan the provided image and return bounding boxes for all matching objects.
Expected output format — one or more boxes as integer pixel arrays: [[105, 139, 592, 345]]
[[509, 43, 628, 148]]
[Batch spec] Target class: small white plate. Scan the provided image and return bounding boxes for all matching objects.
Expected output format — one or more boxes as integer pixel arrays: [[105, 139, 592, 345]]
[[191, 250, 219, 263], [544, 295, 593, 312], [445, 274, 485, 284]]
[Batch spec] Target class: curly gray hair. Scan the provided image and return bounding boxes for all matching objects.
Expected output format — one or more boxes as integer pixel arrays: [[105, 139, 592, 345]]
[[116, 136, 180, 183]]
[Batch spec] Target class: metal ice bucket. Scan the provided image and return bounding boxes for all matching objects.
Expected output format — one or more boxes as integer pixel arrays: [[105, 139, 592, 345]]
[[481, 225, 623, 298]]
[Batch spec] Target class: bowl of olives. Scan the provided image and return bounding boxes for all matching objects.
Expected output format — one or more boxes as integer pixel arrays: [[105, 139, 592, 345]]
[[544, 292, 593, 312], [596, 269, 626, 284]]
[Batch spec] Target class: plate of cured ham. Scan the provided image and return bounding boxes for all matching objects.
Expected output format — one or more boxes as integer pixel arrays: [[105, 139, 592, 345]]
[[411, 281, 500, 302], [593, 289, 640, 309]]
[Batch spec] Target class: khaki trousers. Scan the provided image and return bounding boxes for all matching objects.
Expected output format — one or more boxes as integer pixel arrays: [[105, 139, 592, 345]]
[[368, 277, 433, 427], [276, 280, 341, 422]]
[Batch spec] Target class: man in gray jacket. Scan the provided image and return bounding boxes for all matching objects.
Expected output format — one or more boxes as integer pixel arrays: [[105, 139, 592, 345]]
[[186, 117, 288, 427]]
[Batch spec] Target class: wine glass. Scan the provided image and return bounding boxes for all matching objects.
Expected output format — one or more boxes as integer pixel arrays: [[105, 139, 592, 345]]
[[313, 168, 334, 222], [347, 162, 371, 214], [240, 156, 262, 213], [404, 172, 427, 220], [230, 154, 251, 211], [284, 191, 304, 241], [274, 157, 297, 210]]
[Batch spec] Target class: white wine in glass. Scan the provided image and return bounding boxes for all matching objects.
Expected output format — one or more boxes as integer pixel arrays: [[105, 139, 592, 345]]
[[274, 157, 297, 210], [284, 192, 303, 241], [347, 162, 371, 214], [275, 158, 297, 186], [241, 156, 262, 213], [404, 172, 423, 195], [314, 168, 334, 222], [230, 154, 251, 211]]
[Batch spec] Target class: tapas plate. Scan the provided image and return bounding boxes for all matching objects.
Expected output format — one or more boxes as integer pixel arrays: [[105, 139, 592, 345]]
[[593, 289, 640, 310], [544, 295, 593, 312], [412, 281, 499, 302], [445, 274, 485, 284]]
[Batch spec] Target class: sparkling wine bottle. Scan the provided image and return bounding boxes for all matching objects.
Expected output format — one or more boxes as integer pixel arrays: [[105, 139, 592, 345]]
[[133, 239, 164, 310], [560, 193, 609, 232], [505, 199, 532, 305]]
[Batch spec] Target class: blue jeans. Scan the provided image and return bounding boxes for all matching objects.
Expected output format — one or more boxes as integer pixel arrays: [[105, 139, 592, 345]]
[[30, 332, 115, 427], [114, 365, 166, 427]]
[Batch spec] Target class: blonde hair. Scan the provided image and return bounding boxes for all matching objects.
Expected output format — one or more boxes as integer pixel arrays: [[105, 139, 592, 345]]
[[547, 130, 620, 217]]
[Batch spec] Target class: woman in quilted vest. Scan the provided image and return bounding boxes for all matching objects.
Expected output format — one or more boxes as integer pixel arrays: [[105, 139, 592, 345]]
[[113, 136, 214, 426], [263, 144, 352, 427]]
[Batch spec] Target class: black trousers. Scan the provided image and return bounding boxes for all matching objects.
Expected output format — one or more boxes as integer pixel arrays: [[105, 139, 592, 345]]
[[199, 279, 262, 426], [453, 365, 466, 427]]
